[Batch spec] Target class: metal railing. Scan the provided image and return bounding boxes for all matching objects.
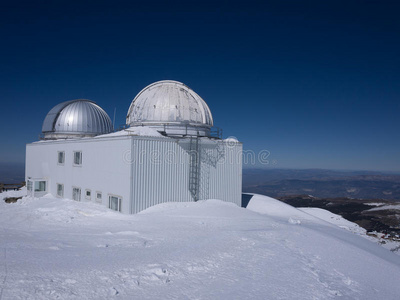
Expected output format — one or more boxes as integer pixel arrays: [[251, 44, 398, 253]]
[[210, 127, 223, 139], [117, 123, 223, 139], [0, 182, 25, 192], [38, 124, 223, 140]]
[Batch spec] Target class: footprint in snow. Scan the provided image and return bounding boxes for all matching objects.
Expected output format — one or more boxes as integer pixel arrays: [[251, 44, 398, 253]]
[[65, 279, 76, 284], [115, 231, 139, 236], [141, 264, 171, 283], [288, 217, 301, 225], [109, 287, 119, 296]]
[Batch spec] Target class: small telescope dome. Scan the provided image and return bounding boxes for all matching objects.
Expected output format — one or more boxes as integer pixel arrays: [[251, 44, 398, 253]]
[[41, 99, 113, 139]]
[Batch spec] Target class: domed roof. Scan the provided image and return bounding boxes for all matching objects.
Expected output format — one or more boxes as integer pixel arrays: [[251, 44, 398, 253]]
[[126, 80, 213, 128], [42, 99, 113, 139]]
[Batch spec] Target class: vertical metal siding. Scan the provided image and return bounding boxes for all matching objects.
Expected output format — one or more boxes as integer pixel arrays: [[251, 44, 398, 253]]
[[130, 137, 242, 213], [130, 137, 192, 213], [198, 139, 242, 206]]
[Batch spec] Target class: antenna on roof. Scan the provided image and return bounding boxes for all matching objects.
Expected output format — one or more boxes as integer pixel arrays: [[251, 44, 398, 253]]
[[113, 107, 116, 130]]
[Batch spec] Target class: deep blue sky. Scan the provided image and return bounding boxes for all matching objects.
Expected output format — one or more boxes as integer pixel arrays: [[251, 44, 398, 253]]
[[1, 0, 399, 172]]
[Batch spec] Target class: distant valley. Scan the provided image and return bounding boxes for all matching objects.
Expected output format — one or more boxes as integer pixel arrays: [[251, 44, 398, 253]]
[[276, 194, 400, 237], [243, 168, 400, 242], [243, 168, 400, 201]]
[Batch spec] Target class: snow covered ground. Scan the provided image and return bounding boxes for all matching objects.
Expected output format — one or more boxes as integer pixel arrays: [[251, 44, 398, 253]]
[[367, 204, 400, 211], [1, 191, 400, 299], [299, 207, 400, 253]]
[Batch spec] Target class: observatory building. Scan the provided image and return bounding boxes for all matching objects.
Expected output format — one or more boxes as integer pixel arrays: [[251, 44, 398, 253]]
[[25, 80, 242, 213]]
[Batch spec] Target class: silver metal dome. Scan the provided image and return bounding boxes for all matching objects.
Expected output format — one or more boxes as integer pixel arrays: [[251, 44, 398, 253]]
[[126, 80, 213, 136], [42, 99, 113, 139]]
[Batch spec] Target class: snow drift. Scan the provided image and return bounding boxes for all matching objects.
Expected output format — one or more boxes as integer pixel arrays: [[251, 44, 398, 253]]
[[1, 191, 400, 299]]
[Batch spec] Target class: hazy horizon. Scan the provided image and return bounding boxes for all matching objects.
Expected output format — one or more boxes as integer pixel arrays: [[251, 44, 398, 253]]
[[1, 161, 399, 185]]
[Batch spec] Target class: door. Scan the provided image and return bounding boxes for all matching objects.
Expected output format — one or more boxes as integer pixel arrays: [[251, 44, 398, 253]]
[[72, 187, 81, 201], [109, 195, 121, 212]]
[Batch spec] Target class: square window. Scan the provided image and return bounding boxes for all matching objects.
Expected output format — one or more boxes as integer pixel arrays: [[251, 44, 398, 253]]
[[57, 184, 64, 197], [58, 151, 65, 164], [73, 151, 82, 165], [34, 181, 46, 192], [85, 189, 91, 200], [27, 180, 32, 191], [96, 192, 102, 203]]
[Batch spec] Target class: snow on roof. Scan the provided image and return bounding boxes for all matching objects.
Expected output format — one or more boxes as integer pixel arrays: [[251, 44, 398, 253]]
[[95, 126, 165, 138], [224, 137, 239, 143]]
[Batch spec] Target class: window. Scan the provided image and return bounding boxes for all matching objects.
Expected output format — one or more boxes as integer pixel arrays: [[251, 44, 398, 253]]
[[34, 181, 46, 192], [109, 195, 121, 212], [27, 180, 32, 191], [73, 151, 82, 165], [57, 184, 64, 197], [72, 187, 81, 201], [58, 151, 65, 165], [96, 192, 102, 203], [85, 189, 91, 200]]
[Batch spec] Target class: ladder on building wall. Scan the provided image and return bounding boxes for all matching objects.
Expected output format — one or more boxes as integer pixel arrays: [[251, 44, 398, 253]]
[[189, 136, 200, 201], [215, 140, 225, 162]]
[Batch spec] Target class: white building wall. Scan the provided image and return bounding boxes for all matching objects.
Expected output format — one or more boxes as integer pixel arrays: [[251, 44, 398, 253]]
[[199, 139, 242, 206], [129, 137, 193, 213], [26, 137, 132, 213], [26, 135, 242, 214], [128, 137, 242, 213]]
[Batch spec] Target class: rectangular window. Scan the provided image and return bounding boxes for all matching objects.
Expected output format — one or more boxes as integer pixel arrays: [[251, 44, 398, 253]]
[[72, 187, 81, 201], [85, 189, 91, 200], [96, 192, 102, 203], [57, 183, 64, 197], [27, 180, 32, 191], [57, 151, 65, 165], [73, 151, 82, 165], [108, 195, 121, 212], [34, 181, 46, 192]]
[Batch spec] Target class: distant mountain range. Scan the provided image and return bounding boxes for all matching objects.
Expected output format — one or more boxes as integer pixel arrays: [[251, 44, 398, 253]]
[[0, 162, 25, 183], [243, 168, 400, 201]]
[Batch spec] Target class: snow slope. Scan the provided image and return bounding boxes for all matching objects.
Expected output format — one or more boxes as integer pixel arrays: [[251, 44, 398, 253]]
[[1, 191, 400, 299], [367, 204, 400, 211], [298, 207, 367, 236]]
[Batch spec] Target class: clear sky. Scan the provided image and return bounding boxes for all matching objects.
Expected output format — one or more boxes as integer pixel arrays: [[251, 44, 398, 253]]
[[1, 0, 399, 172]]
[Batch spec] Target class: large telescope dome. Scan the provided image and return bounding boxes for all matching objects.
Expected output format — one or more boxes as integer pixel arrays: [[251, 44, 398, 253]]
[[126, 80, 214, 137], [42, 99, 113, 139]]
